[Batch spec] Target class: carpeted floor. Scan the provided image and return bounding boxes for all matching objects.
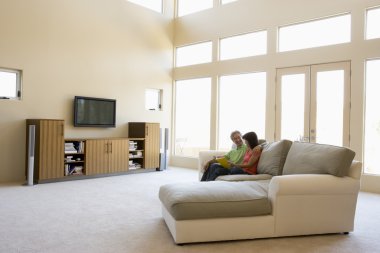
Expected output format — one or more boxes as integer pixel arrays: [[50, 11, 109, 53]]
[[0, 167, 379, 253]]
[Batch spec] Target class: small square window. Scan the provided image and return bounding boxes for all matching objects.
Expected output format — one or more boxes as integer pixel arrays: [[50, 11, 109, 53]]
[[0, 68, 22, 100], [145, 89, 162, 111]]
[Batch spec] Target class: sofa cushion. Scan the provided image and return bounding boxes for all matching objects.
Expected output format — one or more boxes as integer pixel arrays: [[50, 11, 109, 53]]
[[282, 142, 355, 177], [216, 174, 273, 181], [257, 140, 293, 176], [159, 180, 271, 220]]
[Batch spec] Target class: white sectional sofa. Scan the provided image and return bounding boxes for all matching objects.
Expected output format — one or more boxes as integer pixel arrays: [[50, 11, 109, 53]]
[[159, 141, 362, 244]]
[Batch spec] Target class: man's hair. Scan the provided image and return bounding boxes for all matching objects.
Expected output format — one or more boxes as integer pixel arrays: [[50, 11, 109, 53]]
[[230, 130, 242, 140]]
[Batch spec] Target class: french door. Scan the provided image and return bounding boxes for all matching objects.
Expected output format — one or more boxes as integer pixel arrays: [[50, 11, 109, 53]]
[[275, 61, 351, 147]]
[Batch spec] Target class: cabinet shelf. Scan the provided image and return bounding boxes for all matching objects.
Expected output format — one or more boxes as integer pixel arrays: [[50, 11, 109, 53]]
[[64, 140, 86, 176]]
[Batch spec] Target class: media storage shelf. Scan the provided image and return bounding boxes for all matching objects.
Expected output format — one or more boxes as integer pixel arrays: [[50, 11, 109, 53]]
[[64, 139, 86, 176], [129, 138, 144, 170]]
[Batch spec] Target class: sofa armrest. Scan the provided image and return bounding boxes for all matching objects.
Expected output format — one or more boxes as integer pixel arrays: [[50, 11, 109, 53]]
[[268, 174, 360, 197], [268, 174, 361, 236], [198, 150, 227, 180], [348, 160, 362, 180]]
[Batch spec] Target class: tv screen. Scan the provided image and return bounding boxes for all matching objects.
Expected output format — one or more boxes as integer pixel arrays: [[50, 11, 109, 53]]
[[74, 96, 116, 127]]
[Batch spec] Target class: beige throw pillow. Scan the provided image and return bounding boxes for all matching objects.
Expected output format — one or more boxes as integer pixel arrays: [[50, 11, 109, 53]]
[[257, 140, 293, 176]]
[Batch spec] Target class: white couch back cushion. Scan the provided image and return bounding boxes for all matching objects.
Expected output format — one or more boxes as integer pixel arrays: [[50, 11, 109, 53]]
[[282, 142, 355, 177]]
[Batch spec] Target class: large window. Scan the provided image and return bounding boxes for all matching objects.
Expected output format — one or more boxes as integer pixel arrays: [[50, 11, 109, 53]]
[[279, 14, 351, 52], [0, 68, 21, 100], [221, 0, 238, 4], [127, 0, 162, 13], [177, 0, 213, 17], [175, 78, 211, 157], [366, 7, 380, 40], [220, 31, 267, 60], [218, 72, 266, 150], [175, 41, 212, 67], [364, 59, 380, 175]]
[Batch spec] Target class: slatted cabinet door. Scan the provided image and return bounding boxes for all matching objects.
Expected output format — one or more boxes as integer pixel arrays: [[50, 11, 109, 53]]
[[144, 123, 160, 169], [26, 119, 65, 181], [108, 139, 129, 173], [85, 139, 109, 175], [39, 120, 65, 180], [86, 139, 129, 175]]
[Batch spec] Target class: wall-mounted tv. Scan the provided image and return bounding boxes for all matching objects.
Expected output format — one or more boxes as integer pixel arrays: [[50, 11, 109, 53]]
[[74, 96, 116, 127]]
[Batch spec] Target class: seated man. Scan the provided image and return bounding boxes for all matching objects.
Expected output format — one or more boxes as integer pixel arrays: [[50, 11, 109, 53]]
[[201, 130, 247, 181]]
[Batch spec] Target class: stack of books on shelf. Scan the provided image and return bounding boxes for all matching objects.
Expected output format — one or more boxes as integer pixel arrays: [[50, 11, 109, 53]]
[[129, 141, 137, 151], [65, 164, 84, 176], [75, 141, 85, 153], [65, 156, 74, 162], [129, 162, 141, 170], [65, 143, 77, 154], [65, 141, 85, 154]]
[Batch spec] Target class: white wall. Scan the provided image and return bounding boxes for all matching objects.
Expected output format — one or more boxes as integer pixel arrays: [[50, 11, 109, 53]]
[[170, 0, 380, 193], [0, 0, 174, 182]]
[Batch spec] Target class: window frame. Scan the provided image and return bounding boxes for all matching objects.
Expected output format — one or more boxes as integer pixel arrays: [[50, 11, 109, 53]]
[[0, 67, 22, 100], [219, 30, 268, 61], [278, 13, 351, 52], [127, 0, 163, 13], [173, 77, 212, 157], [177, 0, 213, 17], [365, 6, 380, 40], [175, 41, 213, 67]]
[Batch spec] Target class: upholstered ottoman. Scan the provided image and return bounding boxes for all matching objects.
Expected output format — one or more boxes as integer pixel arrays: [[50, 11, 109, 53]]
[[159, 180, 272, 221]]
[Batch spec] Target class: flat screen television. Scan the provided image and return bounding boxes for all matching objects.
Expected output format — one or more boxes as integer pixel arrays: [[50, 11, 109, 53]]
[[74, 96, 116, 127]]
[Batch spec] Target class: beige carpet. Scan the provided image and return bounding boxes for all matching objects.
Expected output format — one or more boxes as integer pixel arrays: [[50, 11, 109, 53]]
[[0, 167, 379, 253]]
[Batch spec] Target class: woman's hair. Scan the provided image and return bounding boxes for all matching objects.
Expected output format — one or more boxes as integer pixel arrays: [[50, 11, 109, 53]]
[[242, 132, 259, 149]]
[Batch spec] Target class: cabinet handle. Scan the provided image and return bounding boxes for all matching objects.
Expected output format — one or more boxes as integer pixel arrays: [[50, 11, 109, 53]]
[[105, 143, 108, 153], [110, 142, 112, 153], [146, 126, 148, 136]]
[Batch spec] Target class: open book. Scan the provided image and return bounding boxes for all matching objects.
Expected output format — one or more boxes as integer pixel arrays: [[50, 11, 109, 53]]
[[216, 157, 231, 169]]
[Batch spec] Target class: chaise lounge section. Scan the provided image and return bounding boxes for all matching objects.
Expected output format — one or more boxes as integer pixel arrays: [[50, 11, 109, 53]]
[[159, 141, 362, 244]]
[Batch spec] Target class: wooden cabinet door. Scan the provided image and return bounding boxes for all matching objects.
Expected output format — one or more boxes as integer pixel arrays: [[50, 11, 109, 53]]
[[108, 139, 129, 173], [86, 139, 109, 175], [38, 120, 64, 180], [144, 123, 160, 169]]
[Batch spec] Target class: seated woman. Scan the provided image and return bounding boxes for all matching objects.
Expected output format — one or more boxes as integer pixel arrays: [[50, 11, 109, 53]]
[[201, 131, 262, 181], [228, 131, 262, 176]]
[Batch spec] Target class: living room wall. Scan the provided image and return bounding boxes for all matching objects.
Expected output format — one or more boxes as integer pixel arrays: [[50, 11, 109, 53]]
[[0, 0, 174, 183], [171, 0, 380, 192]]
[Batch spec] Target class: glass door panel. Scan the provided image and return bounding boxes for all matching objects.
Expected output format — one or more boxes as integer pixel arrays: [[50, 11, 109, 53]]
[[364, 59, 380, 174], [315, 70, 344, 146], [311, 62, 350, 146], [276, 62, 350, 147], [281, 74, 306, 141], [276, 66, 310, 141]]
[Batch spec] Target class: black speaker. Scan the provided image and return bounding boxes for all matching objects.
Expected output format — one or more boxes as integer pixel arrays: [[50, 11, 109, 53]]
[[158, 128, 169, 171]]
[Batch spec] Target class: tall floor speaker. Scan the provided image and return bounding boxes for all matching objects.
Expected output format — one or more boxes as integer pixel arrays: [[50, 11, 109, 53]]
[[27, 125, 36, 186], [158, 128, 169, 171]]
